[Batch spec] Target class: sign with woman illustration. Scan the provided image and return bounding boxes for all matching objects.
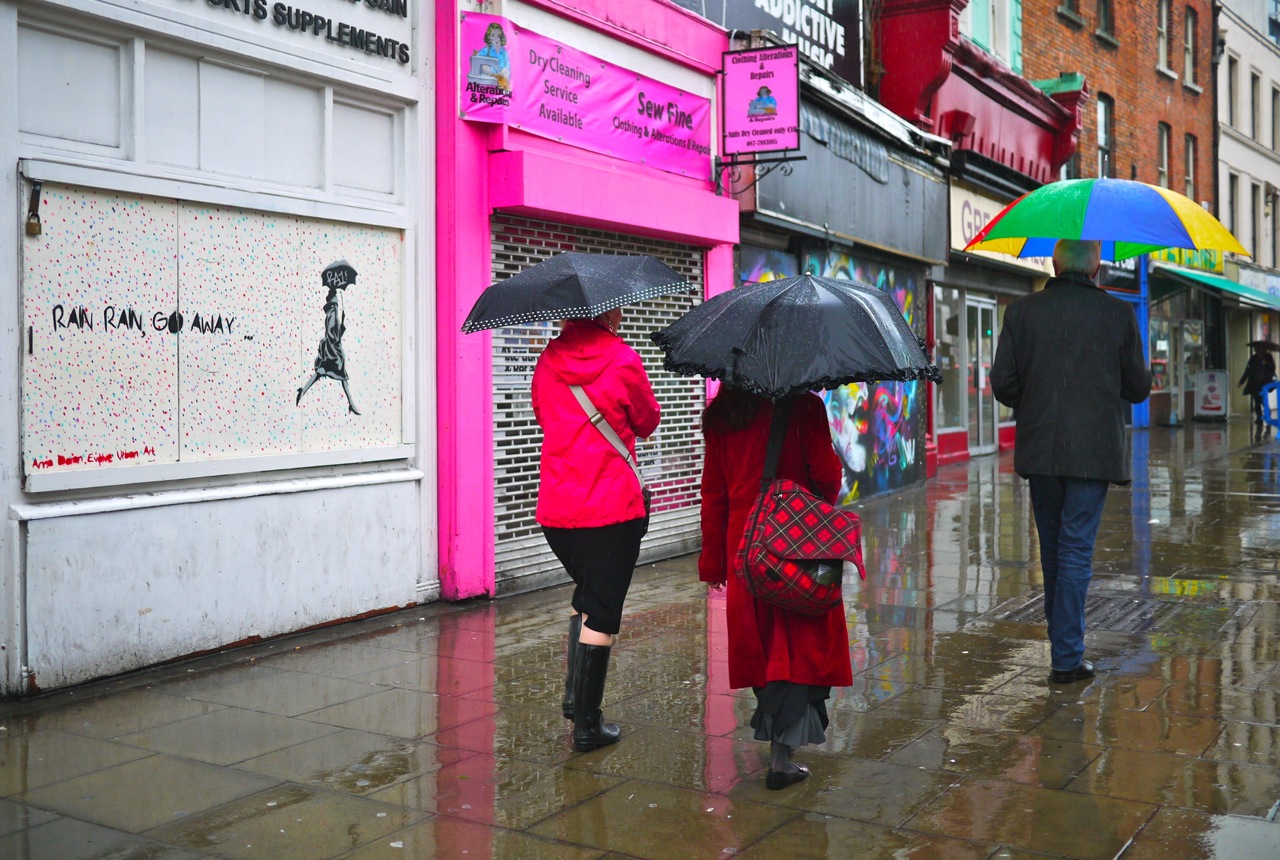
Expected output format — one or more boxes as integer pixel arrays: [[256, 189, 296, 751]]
[[721, 44, 800, 156], [297, 259, 360, 415]]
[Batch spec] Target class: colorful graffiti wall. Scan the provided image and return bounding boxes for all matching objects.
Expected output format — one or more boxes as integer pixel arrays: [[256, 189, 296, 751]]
[[805, 249, 927, 503], [738, 244, 799, 285]]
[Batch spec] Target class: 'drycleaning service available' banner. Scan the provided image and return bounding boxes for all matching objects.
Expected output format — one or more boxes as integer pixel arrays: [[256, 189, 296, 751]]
[[460, 13, 712, 177]]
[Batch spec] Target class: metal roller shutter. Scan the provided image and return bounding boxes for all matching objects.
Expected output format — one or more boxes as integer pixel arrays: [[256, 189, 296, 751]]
[[490, 215, 705, 595]]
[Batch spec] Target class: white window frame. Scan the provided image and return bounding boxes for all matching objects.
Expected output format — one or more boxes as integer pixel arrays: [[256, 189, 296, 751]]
[[1183, 8, 1197, 84], [1183, 134, 1196, 199], [1157, 0, 1171, 71], [1157, 123, 1170, 187]]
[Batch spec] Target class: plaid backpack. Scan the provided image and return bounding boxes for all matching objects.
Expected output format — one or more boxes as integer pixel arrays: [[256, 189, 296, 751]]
[[735, 400, 867, 616]]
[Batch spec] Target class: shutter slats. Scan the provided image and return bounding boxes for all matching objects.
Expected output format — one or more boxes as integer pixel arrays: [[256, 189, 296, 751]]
[[490, 216, 705, 588]]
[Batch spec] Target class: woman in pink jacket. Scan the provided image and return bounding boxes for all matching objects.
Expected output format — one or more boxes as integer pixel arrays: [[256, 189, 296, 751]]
[[532, 308, 660, 752]]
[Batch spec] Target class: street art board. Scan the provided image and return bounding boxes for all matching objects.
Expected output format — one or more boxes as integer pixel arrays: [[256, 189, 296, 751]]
[[805, 250, 927, 503], [21, 184, 403, 478]]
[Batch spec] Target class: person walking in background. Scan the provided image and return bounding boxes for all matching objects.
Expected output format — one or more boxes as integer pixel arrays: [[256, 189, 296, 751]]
[[532, 308, 659, 752], [991, 239, 1152, 685], [698, 386, 851, 789], [1239, 343, 1276, 441]]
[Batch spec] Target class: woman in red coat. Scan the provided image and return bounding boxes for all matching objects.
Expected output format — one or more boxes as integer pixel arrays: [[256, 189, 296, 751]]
[[699, 386, 852, 789], [533, 309, 660, 752]]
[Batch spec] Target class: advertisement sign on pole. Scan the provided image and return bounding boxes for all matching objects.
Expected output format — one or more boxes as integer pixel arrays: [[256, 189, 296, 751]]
[[721, 45, 800, 157], [460, 13, 712, 178]]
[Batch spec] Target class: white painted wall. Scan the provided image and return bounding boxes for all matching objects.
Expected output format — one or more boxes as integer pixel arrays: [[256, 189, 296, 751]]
[[1218, 9, 1280, 269], [20, 477, 421, 689], [0, 0, 436, 694]]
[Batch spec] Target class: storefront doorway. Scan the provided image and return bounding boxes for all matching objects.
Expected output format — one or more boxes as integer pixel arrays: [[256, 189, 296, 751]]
[[967, 297, 1000, 454]]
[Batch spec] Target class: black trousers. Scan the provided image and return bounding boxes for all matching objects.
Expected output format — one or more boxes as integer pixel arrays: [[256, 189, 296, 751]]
[[542, 518, 646, 635]]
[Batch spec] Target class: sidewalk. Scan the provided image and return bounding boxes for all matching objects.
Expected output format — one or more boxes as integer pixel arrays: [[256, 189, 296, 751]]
[[2, 423, 1279, 859]]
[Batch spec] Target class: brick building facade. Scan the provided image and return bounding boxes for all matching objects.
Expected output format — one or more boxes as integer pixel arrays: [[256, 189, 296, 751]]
[[1021, 0, 1216, 207]]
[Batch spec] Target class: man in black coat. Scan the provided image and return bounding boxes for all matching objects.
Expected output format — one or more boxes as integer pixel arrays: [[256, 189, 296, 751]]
[[991, 240, 1152, 684]]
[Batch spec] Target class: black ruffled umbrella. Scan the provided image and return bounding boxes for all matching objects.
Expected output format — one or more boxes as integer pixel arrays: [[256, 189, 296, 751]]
[[461, 252, 691, 332], [650, 274, 940, 400]]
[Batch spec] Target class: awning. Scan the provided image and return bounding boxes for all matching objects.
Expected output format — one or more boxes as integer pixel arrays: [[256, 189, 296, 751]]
[[1150, 262, 1280, 311]]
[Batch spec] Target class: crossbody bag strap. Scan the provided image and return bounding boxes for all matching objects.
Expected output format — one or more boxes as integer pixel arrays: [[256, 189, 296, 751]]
[[760, 398, 794, 490], [569, 384, 645, 490]]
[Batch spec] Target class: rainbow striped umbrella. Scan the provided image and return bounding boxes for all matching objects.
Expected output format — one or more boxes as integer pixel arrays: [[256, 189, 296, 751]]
[[964, 178, 1248, 262]]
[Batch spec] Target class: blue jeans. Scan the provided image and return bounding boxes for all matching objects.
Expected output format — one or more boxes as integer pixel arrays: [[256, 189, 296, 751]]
[[1028, 476, 1110, 672]]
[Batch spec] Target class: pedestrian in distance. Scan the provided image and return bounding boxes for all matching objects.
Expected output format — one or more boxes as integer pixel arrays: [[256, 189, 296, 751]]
[[698, 386, 852, 789], [532, 308, 660, 752], [1239, 343, 1276, 441], [991, 239, 1152, 685]]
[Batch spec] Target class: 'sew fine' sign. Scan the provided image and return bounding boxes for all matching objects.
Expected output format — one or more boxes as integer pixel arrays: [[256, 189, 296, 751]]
[[721, 45, 800, 157]]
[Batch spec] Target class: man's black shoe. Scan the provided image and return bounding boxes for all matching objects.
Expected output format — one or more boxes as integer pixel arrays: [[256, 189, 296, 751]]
[[1049, 660, 1095, 684]]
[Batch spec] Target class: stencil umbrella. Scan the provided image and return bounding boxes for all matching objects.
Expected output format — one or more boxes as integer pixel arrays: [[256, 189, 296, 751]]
[[964, 177, 1248, 261], [650, 274, 940, 401], [461, 252, 692, 332]]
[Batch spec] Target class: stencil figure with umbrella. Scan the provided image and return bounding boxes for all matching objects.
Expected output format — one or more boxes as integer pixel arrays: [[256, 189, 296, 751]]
[[650, 272, 938, 792], [462, 251, 690, 755]]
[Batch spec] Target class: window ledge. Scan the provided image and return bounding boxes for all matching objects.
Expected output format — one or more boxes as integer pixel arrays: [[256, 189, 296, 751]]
[[1157, 65, 1179, 81], [1057, 7, 1086, 28], [1183, 80, 1203, 95], [1094, 30, 1120, 49]]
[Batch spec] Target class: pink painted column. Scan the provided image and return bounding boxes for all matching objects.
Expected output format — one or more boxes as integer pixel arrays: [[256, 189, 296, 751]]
[[436, 0, 496, 599]]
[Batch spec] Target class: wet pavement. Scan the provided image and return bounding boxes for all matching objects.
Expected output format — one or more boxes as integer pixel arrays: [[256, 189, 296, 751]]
[[3, 422, 1280, 859]]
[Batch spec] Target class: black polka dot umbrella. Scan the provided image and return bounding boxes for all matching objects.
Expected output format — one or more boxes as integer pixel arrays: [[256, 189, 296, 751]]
[[462, 252, 692, 332]]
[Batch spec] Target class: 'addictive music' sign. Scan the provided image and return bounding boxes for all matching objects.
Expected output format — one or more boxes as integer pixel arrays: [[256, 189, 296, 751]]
[[460, 13, 712, 177]]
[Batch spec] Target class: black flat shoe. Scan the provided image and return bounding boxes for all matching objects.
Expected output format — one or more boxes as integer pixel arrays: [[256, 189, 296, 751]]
[[1050, 660, 1096, 684], [765, 765, 810, 791]]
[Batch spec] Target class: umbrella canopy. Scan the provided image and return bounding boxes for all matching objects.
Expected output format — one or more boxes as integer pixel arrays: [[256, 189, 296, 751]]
[[964, 178, 1248, 262], [1248, 340, 1280, 351], [650, 274, 941, 401], [461, 252, 691, 333]]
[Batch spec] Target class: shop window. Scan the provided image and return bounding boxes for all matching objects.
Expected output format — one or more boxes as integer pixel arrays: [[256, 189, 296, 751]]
[[1229, 172, 1240, 234], [1273, 87, 1280, 150], [1157, 0, 1171, 71], [1252, 182, 1262, 256], [934, 286, 965, 430], [1096, 0, 1114, 37], [1184, 134, 1197, 200], [1228, 56, 1239, 128], [1183, 9, 1198, 84], [1096, 94, 1115, 177], [737, 245, 799, 284], [1157, 123, 1170, 187], [1252, 72, 1263, 140], [17, 25, 124, 154], [1150, 319, 1171, 391]]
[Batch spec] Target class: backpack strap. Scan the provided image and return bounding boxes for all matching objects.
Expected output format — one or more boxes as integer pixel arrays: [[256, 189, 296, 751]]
[[761, 398, 794, 490]]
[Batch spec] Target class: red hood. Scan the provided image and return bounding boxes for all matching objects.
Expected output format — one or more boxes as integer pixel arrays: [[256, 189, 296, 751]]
[[540, 320, 622, 386]]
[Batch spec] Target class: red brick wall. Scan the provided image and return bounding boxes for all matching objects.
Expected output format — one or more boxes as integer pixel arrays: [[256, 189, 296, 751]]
[[1020, 0, 1216, 208]]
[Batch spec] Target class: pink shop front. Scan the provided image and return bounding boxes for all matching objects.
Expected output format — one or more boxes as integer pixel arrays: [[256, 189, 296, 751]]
[[435, 0, 739, 599]]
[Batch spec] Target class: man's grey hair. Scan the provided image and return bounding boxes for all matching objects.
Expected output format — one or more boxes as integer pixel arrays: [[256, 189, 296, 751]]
[[1053, 239, 1102, 276]]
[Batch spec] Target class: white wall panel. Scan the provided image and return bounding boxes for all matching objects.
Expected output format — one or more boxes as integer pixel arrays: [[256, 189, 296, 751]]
[[145, 49, 200, 168], [199, 60, 267, 179], [17, 26, 122, 147], [333, 101, 396, 194], [265, 78, 324, 188], [25, 482, 420, 689]]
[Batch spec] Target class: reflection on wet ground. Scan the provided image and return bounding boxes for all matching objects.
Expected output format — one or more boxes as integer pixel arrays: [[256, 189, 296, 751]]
[[2, 424, 1279, 858]]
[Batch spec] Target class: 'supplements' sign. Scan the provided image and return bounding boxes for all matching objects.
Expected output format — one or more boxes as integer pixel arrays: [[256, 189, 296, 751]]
[[721, 45, 799, 156], [460, 13, 712, 177]]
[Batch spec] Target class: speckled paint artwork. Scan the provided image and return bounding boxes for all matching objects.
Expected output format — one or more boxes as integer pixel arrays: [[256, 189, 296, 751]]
[[21, 184, 404, 477]]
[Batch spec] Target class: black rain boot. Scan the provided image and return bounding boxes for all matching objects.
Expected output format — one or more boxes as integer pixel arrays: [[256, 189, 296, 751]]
[[572, 643, 621, 752], [562, 615, 581, 721]]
